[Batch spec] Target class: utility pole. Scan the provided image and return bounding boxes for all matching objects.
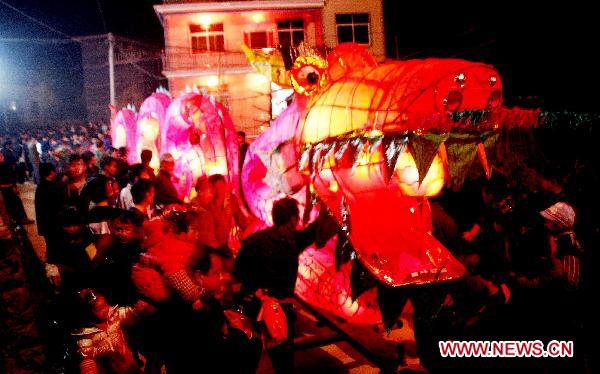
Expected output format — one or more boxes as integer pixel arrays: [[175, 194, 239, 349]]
[[108, 32, 116, 106]]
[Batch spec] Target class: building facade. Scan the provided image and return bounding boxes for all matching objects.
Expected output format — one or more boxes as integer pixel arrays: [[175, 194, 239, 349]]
[[154, 0, 385, 138]]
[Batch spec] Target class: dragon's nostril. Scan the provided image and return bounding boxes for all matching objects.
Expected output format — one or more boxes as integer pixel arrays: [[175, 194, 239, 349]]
[[443, 91, 463, 112], [487, 90, 502, 109]]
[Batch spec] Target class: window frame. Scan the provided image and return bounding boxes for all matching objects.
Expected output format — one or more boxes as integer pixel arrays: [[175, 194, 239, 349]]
[[277, 19, 305, 47], [189, 23, 225, 54], [335, 13, 370, 45], [244, 30, 275, 49]]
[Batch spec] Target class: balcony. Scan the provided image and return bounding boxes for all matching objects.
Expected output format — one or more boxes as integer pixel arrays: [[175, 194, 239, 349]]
[[163, 50, 251, 72]]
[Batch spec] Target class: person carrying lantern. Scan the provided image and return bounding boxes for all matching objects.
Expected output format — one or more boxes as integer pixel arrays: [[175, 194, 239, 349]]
[[233, 197, 336, 373]]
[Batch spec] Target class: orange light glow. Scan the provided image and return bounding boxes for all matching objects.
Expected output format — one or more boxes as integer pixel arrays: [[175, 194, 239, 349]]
[[251, 13, 265, 23], [205, 75, 219, 88], [199, 15, 212, 28], [251, 73, 268, 86], [396, 151, 445, 197]]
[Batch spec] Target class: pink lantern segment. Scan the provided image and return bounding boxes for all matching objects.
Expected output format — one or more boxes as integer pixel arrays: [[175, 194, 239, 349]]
[[110, 105, 138, 164], [241, 95, 311, 225], [296, 240, 381, 324], [215, 101, 249, 218], [162, 92, 241, 201], [137, 92, 172, 171], [163, 93, 197, 199]]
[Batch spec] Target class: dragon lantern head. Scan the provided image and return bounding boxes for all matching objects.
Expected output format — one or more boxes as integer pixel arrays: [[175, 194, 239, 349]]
[[294, 44, 512, 286]]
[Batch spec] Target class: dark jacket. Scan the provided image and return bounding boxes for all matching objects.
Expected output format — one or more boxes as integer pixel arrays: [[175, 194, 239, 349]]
[[234, 212, 336, 299], [34, 178, 67, 237], [154, 170, 182, 206]]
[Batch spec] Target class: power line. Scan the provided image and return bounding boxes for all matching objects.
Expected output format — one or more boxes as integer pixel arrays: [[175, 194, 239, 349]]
[[0, 37, 75, 44], [0, 0, 71, 39], [94, 0, 107, 33]]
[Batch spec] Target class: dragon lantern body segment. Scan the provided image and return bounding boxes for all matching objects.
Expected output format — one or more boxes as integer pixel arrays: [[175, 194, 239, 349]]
[[111, 106, 138, 165], [137, 92, 172, 172], [162, 92, 241, 201]]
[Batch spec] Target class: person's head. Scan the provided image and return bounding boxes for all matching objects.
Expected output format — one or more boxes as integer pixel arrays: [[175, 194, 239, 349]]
[[237, 131, 246, 147], [272, 197, 300, 229], [163, 207, 197, 241], [160, 153, 175, 174], [131, 179, 155, 206], [481, 175, 509, 206], [128, 163, 150, 184], [540, 202, 575, 233], [140, 149, 153, 165], [39, 162, 56, 181], [82, 151, 96, 166], [100, 156, 119, 177], [208, 174, 227, 200], [67, 154, 85, 180], [118, 146, 128, 160], [3, 139, 12, 149], [194, 176, 214, 207], [87, 175, 114, 204], [79, 289, 110, 322], [96, 138, 105, 149], [106, 146, 118, 158], [110, 210, 143, 244]]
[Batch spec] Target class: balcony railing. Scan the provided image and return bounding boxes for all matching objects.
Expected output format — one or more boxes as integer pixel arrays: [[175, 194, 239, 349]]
[[163, 50, 250, 71]]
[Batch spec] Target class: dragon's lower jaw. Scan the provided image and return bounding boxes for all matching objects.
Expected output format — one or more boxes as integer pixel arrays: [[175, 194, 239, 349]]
[[345, 191, 465, 286]]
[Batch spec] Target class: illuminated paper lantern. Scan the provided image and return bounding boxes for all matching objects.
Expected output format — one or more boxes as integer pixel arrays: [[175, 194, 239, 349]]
[[241, 95, 311, 225], [162, 91, 240, 201], [111, 105, 137, 164], [396, 151, 445, 197], [137, 91, 172, 171], [295, 45, 498, 286]]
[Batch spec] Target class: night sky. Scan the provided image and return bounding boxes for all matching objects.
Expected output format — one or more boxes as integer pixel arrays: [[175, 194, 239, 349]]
[[1, 0, 598, 121]]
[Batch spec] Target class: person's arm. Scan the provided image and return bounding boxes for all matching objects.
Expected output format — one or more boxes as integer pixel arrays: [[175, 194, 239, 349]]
[[196, 210, 219, 249], [295, 206, 338, 253]]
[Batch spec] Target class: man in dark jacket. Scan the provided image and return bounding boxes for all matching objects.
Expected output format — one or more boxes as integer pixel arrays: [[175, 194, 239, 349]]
[[154, 153, 182, 207], [35, 163, 67, 259], [234, 197, 336, 373], [0, 151, 33, 225]]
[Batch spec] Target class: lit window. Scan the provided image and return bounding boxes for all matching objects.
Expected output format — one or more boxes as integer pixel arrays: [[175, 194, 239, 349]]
[[277, 19, 304, 47], [189, 23, 225, 53], [335, 13, 370, 45], [244, 30, 275, 49]]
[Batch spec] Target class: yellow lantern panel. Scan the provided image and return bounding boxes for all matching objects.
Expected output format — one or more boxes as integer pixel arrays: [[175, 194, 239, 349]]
[[395, 151, 445, 197]]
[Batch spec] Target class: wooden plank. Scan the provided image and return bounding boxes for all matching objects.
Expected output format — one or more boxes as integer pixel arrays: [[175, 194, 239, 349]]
[[294, 296, 402, 372]]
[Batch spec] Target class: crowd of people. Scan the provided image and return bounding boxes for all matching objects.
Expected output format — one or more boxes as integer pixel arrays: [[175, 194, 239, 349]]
[[0, 121, 595, 373]]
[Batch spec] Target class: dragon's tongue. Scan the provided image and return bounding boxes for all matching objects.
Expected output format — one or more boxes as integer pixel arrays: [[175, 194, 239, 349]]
[[343, 191, 465, 286]]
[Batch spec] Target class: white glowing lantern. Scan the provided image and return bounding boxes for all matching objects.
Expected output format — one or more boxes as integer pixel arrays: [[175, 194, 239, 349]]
[[138, 117, 161, 171], [114, 125, 127, 148]]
